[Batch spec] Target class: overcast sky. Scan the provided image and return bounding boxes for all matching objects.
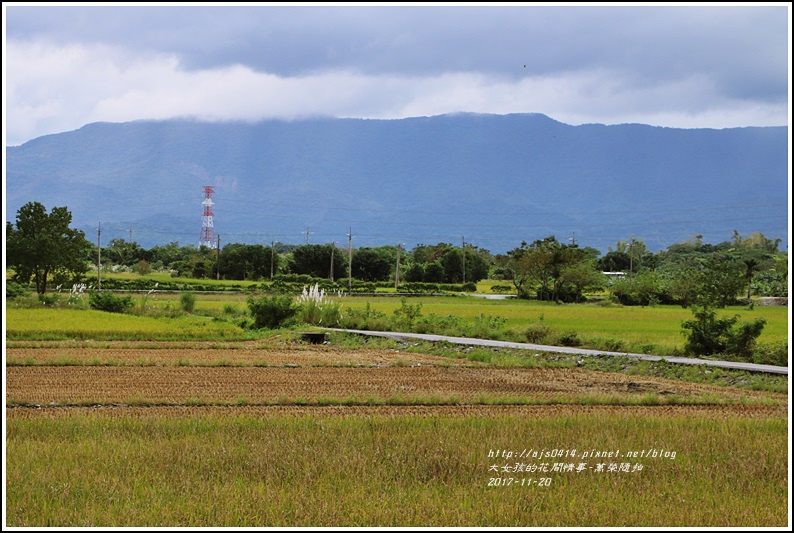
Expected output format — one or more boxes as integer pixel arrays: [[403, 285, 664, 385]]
[[3, 3, 791, 146]]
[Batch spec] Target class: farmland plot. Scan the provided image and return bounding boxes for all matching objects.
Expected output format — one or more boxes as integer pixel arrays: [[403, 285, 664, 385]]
[[5, 337, 788, 527], [6, 365, 786, 407]]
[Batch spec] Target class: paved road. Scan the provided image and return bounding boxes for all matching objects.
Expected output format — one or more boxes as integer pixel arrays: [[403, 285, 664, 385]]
[[326, 328, 789, 375]]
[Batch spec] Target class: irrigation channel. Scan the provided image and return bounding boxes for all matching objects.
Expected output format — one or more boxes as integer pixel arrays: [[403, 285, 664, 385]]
[[326, 329, 789, 375]]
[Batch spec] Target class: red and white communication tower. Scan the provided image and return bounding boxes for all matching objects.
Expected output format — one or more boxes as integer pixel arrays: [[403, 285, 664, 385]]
[[199, 185, 216, 248]]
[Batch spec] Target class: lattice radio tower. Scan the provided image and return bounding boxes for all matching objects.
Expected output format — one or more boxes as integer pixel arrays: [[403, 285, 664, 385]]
[[199, 185, 216, 248]]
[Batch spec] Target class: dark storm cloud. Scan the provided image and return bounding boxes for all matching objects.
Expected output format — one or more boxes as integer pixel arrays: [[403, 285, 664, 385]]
[[5, 4, 789, 145], [6, 4, 788, 101]]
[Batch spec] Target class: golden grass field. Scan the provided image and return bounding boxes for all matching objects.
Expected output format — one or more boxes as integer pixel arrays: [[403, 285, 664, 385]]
[[5, 337, 789, 527]]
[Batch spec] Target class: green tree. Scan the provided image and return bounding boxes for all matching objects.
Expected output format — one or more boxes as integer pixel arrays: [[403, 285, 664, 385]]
[[423, 261, 446, 283], [352, 247, 393, 281], [464, 250, 491, 284], [697, 257, 745, 308], [731, 230, 781, 253], [291, 244, 347, 279], [559, 260, 604, 302], [134, 259, 152, 276], [741, 258, 759, 300], [247, 294, 297, 329], [402, 262, 426, 283], [507, 236, 594, 302], [681, 305, 766, 359], [219, 243, 276, 280], [504, 242, 533, 298], [6, 202, 91, 294], [666, 263, 701, 308], [104, 238, 144, 267], [440, 248, 464, 283]]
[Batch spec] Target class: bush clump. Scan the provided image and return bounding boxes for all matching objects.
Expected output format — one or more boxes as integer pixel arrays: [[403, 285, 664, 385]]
[[247, 294, 297, 329], [180, 292, 196, 313], [5, 281, 28, 299], [557, 331, 582, 347], [89, 291, 134, 313], [524, 322, 551, 343], [680, 305, 767, 360]]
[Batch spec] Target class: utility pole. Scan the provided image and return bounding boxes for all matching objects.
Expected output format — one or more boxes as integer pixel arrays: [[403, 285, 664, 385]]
[[462, 235, 466, 284], [129, 225, 133, 242], [216, 234, 221, 281], [628, 238, 634, 288], [395, 243, 401, 289], [97, 222, 101, 290], [270, 240, 275, 279], [330, 241, 335, 282], [347, 228, 353, 293]]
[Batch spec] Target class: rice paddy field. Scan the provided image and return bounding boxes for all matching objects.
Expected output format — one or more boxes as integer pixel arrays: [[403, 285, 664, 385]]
[[7, 293, 788, 354], [4, 293, 790, 527]]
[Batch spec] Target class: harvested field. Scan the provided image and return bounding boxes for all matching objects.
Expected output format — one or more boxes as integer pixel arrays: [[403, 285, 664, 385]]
[[5, 343, 463, 368], [5, 338, 788, 527], [6, 403, 787, 420], [6, 365, 786, 406]]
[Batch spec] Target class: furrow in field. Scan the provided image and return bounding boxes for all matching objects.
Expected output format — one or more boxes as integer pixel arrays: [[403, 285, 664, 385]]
[[5, 346, 475, 367], [6, 366, 785, 406], [6, 404, 787, 420]]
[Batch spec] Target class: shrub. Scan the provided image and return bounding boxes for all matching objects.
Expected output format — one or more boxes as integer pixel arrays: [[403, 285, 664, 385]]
[[557, 331, 581, 347], [726, 317, 767, 359], [180, 292, 196, 313], [463, 313, 507, 339], [340, 303, 390, 331], [524, 322, 551, 343], [751, 342, 788, 367], [5, 281, 28, 299], [680, 304, 767, 360], [247, 294, 297, 329], [38, 293, 62, 307], [490, 284, 513, 294], [134, 259, 152, 276], [600, 338, 625, 352], [89, 291, 134, 313], [296, 284, 342, 326], [223, 304, 242, 316], [65, 283, 89, 309], [392, 297, 423, 330]]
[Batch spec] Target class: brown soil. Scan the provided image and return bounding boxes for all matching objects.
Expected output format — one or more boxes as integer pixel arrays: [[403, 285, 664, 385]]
[[6, 365, 785, 406]]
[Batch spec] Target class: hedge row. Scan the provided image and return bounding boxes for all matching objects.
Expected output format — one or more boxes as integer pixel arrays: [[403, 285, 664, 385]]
[[84, 277, 476, 294]]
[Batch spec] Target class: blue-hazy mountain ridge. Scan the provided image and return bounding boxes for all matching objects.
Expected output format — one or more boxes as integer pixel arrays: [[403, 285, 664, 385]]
[[5, 113, 788, 253]]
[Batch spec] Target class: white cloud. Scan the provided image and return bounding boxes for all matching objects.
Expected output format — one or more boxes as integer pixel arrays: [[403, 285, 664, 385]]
[[5, 36, 789, 146]]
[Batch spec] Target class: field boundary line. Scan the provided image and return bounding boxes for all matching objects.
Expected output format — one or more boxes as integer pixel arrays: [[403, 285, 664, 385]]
[[326, 329, 789, 376]]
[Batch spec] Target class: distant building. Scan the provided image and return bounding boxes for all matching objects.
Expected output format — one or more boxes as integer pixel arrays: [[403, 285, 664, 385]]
[[602, 272, 627, 283]]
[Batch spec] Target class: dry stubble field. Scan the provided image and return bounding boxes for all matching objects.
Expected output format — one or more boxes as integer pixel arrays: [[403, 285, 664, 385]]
[[5, 338, 790, 527]]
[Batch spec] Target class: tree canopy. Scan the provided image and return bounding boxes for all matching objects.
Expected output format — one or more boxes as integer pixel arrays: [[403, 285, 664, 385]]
[[6, 202, 92, 294]]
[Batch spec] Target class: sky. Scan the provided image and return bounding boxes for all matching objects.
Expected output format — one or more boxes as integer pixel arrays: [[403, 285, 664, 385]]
[[3, 3, 791, 147]]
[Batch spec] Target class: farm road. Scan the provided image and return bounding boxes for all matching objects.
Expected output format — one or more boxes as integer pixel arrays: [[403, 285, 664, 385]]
[[327, 329, 789, 376]]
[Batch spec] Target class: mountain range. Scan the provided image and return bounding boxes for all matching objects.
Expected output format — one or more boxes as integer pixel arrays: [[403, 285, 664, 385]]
[[5, 113, 789, 254]]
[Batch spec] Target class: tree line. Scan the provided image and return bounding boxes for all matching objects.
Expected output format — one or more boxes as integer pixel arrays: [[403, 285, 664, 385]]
[[6, 201, 789, 308]]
